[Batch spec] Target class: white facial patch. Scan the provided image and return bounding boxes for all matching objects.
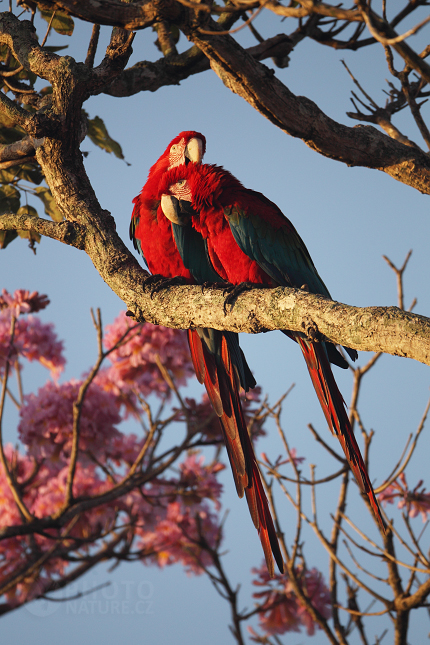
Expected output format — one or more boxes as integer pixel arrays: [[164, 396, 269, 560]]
[[185, 138, 203, 164], [168, 138, 186, 169], [161, 194, 190, 225], [169, 179, 192, 202]]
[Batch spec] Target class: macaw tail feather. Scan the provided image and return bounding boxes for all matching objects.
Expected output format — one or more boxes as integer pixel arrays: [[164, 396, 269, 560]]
[[295, 335, 386, 531], [188, 328, 285, 575]]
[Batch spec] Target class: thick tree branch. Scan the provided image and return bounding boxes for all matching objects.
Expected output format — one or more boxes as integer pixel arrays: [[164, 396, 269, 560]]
[[0, 212, 86, 248], [34, 0, 162, 31], [182, 23, 430, 194], [1, 206, 429, 365], [0, 136, 43, 164], [5, 5, 428, 196], [0, 14, 60, 83], [127, 284, 430, 366], [105, 33, 295, 96]]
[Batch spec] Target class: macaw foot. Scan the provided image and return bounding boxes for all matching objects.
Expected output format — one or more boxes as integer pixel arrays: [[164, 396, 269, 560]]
[[200, 281, 229, 294], [143, 274, 188, 299], [222, 282, 264, 313]]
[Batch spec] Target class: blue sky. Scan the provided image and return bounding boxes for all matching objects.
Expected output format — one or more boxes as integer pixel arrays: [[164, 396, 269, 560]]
[[1, 8, 430, 644]]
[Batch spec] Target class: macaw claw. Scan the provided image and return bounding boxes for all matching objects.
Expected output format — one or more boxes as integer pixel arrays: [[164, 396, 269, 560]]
[[142, 274, 188, 299], [200, 281, 229, 294], [222, 282, 264, 314]]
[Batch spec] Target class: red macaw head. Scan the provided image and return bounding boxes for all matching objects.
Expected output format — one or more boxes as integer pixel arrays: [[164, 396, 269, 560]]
[[158, 162, 197, 225], [147, 131, 206, 183], [158, 162, 241, 223]]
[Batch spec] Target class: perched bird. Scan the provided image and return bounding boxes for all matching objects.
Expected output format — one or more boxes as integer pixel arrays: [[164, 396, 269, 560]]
[[131, 134, 284, 576], [159, 162, 386, 531], [130, 131, 206, 282]]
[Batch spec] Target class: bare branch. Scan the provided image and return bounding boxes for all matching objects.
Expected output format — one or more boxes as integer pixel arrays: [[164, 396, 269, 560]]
[[33, 0, 161, 31], [0, 212, 85, 248]]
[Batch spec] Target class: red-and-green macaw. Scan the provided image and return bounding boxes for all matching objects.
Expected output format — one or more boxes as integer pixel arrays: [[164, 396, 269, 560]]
[[159, 162, 386, 531], [130, 134, 284, 575], [130, 131, 206, 280]]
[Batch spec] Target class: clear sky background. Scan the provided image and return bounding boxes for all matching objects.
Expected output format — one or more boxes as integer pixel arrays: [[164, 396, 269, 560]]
[[1, 7, 430, 644]]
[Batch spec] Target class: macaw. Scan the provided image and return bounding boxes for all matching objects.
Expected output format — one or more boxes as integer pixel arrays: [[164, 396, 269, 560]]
[[158, 162, 386, 531], [131, 134, 284, 575], [130, 131, 206, 281]]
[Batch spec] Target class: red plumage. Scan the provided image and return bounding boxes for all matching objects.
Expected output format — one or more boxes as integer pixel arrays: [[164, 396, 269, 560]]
[[130, 131, 207, 279], [131, 136, 285, 575], [160, 162, 386, 532]]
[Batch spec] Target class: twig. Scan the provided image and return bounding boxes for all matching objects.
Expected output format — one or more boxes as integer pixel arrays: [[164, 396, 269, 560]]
[[0, 314, 33, 521], [198, 3, 265, 36], [40, 10, 56, 48], [85, 24, 100, 68], [382, 250, 413, 311], [307, 423, 345, 463], [361, 8, 430, 47], [376, 394, 430, 493]]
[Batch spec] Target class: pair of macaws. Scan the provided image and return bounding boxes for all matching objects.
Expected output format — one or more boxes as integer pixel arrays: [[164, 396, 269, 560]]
[[130, 131, 385, 576]]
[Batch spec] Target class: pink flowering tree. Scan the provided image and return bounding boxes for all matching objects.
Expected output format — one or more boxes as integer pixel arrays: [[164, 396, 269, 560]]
[[1, 258, 430, 645], [0, 288, 333, 643]]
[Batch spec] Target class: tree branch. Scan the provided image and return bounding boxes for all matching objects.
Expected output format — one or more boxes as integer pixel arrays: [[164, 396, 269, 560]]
[[0, 212, 86, 249], [0, 136, 43, 164], [183, 23, 430, 194], [31, 0, 162, 31], [105, 33, 295, 96]]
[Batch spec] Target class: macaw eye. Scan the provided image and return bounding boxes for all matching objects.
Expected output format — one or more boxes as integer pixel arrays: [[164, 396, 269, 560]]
[[177, 180, 186, 187], [170, 144, 177, 153]]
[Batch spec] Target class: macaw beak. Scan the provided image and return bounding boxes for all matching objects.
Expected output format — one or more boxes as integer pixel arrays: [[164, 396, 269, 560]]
[[184, 138, 203, 165], [161, 195, 191, 226]]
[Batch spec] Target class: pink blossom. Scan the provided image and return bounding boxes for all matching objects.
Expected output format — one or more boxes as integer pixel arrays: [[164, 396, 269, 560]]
[[251, 562, 332, 636], [0, 310, 65, 378], [15, 316, 65, 378], [0, 446, 59, 606], [176, 453, 224, 510], [378, 473, 430, 521], [18, 380, 123, 470], [134, 454, 224, 573], [32, 464, 116, 534], [0, 444, 39, 528], [180, 395, 221, 440], [0, 289, 49, 316], [0, 453, 117, 606], [102, 311, 194, 399], [139, 500, 221, 574]]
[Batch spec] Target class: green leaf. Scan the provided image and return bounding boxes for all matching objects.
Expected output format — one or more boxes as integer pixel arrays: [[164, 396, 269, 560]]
[[0, 168, 18, 184], [86, 115, 125, 160], [43, 45, 69, 52], [35, 187, 63, 222], [0, 112, 26, 144], [17, 67, 37, 86], [0, 229, 18, 250], [17, 204, 39, 218], [0, 44, 8, 63], [15, 162, 44, 185], [0, 184, 20, 214], [40, 10, 74, 37], [17, 227, 41, 246], [16, 205, 41, 247], [0, 162, 43, 187]]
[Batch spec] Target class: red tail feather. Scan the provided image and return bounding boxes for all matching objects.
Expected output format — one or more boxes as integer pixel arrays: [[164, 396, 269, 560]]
[[187, 329, 285, 574], [297, 336, 386, 531]]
